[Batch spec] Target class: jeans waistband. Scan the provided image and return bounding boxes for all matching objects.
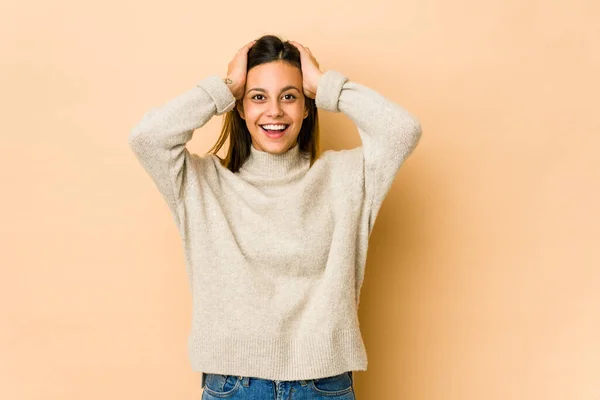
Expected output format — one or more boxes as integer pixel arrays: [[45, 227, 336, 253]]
[[201, 371, 353, 388]]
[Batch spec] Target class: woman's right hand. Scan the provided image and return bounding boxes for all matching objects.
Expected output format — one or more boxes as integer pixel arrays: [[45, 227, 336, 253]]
[[225, 40, 256, 100]]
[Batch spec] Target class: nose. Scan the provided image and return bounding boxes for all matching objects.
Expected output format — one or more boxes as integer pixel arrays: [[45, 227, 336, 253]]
[[267, 99, 283, 117]]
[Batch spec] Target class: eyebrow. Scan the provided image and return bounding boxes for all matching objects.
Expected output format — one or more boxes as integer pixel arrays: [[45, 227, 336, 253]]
[[246, 85, 301, 95]]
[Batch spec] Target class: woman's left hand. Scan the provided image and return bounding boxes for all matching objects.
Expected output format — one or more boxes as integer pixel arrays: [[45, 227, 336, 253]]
[[289, 41, 323, 99]]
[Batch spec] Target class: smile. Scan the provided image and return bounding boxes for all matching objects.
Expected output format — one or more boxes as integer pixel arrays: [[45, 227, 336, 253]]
[[260, 124, 290, 138]]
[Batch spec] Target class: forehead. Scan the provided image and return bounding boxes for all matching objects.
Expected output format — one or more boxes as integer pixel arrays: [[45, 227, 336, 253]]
[[246, 61, 302, 89]]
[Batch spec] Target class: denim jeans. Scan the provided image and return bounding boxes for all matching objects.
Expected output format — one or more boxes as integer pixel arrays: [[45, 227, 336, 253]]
[[201, 371, 356, 399]]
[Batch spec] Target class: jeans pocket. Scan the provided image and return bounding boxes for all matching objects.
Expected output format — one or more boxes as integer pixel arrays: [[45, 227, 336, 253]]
[[309, 371, 354, 396], [202, 374, 241, 398]]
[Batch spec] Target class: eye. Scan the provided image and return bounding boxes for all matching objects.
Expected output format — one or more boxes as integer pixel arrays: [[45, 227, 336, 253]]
[[250, 93, 297, 101]]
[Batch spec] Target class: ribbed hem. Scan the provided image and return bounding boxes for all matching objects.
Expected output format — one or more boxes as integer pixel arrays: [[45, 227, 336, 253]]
[[315, 70, 348, 112], [188, 327, 367, 381], [197, 75, 236, 115]]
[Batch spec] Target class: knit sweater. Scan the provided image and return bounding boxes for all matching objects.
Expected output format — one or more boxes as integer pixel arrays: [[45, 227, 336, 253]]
[[128, 69, 422, 382]]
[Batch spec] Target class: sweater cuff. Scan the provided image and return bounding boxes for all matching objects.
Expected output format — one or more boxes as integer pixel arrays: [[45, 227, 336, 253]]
[[197, 75, 236, 115], [315, 70, 348, 112]]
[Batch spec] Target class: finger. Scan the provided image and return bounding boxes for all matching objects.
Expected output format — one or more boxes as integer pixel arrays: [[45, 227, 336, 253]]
[[289, 41, 306, 52], [238, 40, 256, 53], [243, 41, 256, 54], [291, 42, 313, 60]]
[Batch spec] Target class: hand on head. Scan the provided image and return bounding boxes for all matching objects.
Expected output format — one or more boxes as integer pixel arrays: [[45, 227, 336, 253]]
[[225, 39, 324, 101], [225, 40, 256, 100], [288, 41, 323, 99]]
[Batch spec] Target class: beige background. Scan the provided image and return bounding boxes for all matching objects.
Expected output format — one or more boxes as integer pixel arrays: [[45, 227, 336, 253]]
[[1, 0, 599, 399]]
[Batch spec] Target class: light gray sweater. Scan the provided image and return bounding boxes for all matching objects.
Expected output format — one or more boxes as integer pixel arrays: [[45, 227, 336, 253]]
[[128, 69, 422, 383]]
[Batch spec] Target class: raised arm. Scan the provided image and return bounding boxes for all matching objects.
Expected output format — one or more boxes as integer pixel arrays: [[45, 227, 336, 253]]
[[316, 70, 423, 233], [128, 75, 236, 224]]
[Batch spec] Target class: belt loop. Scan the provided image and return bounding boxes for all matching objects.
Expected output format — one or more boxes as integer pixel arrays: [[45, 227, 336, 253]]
[[242, 376, 250, 387], [299, 379, 308, 386]]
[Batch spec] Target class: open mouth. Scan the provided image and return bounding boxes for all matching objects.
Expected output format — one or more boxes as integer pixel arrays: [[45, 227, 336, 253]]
[[260, 124, 290, 138]]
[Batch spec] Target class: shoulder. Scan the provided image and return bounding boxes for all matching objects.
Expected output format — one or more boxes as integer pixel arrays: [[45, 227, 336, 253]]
[[184, 152, 227, 179], [313, 147, 366, 202], [318, 146, 364, 169], [193, 152, 222, 167], [315, 147, 365, 189]]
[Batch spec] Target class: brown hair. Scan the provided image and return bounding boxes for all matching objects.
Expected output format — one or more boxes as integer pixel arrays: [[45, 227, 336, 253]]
[[207, 34, 320, 173]]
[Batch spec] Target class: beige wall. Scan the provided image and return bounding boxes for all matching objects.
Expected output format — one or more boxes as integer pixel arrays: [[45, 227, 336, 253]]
[[2, 0, 599, 399]]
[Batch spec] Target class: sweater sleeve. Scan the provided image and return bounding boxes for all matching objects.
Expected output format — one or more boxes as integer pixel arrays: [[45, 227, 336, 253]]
[[128, 75, 236, 225], [315, 70, 423, 234]]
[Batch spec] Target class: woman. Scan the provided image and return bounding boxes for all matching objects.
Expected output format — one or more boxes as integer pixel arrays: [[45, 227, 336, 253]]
[[128, 34, 422, 399]]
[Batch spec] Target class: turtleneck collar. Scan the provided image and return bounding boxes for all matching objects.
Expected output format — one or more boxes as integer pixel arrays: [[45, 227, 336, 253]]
[[239, 142, 310, 178]]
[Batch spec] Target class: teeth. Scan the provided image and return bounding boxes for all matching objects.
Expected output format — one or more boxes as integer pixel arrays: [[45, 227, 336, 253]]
[[261, 124, 287, 130]]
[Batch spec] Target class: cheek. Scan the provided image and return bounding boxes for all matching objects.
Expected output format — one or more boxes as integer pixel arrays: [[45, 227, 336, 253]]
[[287, 104, 306, 122], [242, 104, 262, 125]]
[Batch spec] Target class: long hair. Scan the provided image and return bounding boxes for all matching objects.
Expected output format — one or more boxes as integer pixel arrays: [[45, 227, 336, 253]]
[[206, 34, 320, 173]]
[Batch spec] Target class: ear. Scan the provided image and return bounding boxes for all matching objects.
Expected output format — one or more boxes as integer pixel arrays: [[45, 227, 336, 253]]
[[304, 105, 309, 119], [236, 101, 245, 120]]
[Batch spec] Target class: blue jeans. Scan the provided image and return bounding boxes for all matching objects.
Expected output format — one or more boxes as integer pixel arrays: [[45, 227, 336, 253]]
[[201, 371, 356, 399]]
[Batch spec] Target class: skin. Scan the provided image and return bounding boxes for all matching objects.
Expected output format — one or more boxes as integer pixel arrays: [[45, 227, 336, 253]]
[[225, 40, 324, 154]]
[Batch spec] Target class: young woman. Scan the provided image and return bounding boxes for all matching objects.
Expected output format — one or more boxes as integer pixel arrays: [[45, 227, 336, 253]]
[[128, 34, 422, 399]]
